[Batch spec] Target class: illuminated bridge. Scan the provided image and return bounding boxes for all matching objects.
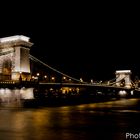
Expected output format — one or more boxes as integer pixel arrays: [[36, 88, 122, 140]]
[[0, 35, 139, 103]]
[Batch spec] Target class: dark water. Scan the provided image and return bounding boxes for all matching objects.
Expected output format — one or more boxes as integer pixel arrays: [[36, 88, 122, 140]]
[[0, 98, 140, 140]]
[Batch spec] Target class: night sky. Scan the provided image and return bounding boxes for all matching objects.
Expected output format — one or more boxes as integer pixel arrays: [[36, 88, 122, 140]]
[[0, 2, 139, 81]]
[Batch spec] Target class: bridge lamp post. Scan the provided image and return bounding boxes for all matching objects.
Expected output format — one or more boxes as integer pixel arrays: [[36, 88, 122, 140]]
[[19, 71, 22, 76], [69, 78, 72, 83], [51, 77, 55, 82], [62, 76, 66, 82], [19, 71, 22, 82], [44, 75, 47, 78], [80, 78, 83, 83], [90, 79, 93, 84], [44, 75, 48, 82], [37, 73, 40, 77], [36, 73, 40, 81], [31, 76, 35, 80]]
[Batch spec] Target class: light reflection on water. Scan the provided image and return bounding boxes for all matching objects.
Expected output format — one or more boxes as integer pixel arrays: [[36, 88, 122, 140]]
[[0, 98, 140, 140], [0, 88, 34, 103]]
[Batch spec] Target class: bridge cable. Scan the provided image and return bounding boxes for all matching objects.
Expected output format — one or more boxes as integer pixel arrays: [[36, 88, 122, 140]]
[[29, 54, 87, 84], [107, 75, 119, 83], [108, 76, 126, 86]]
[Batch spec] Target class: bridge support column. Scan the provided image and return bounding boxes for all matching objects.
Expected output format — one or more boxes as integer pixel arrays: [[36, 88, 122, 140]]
[[125, 74, 132, 88], [0, 35, 33, 81], [115, 70, 132, 89], [11, 45, 32, 81]]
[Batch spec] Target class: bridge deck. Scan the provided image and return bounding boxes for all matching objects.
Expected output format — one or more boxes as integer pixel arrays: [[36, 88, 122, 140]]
[[0, 81, 136, 91]]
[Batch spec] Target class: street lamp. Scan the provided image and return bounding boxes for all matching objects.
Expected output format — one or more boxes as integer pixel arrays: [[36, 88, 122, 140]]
[[19, 71, 22, 82], [80, 78, 83, 82], [51, 77, 55, 82], [37, 73, 40, 76], [36, 73, 40, 81], [91, 79, 93, 84]]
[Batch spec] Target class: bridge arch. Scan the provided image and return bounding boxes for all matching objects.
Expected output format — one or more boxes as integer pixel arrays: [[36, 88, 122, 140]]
[[0, 53, 13, 80], [2, 58, 12, 80]]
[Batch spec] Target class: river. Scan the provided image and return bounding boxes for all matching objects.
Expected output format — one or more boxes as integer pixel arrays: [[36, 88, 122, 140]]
[[0, 98, 140, 140]]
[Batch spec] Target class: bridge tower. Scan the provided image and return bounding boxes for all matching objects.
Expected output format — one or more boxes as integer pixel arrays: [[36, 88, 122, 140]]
[[0, 35, 33, 81], [115, 70, 132, 88]]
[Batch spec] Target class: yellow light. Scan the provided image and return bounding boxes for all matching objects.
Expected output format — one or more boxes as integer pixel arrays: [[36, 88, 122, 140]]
[[51, 77, 55, 80], [80, 78, 83, 82]]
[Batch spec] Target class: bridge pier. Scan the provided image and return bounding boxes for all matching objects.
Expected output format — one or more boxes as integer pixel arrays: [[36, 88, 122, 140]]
[[115, 70, 132, 88], [0, 35, 33, 81]]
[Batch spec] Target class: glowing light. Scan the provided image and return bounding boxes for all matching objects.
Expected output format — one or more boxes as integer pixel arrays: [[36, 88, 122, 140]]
[[0, 88, 21, 103], [32, 76, 35, 79], [63, 76, 66, 80], [37, 73, 40, 76], [80, 78, 83, 82], [131, 90, 134, 95], [44, 75, 47, 78], [14, 67, 30, 73], [20, 88, 34, 99], [116, 70, 131, 74], [51, 77, 55, 80], [0, 35, 30, 43], [118, 90, 127, 96]]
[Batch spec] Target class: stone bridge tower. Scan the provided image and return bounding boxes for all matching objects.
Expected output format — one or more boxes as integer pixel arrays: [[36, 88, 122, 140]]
[[0, 35, 33, 81], [115, 70, 132, 88]]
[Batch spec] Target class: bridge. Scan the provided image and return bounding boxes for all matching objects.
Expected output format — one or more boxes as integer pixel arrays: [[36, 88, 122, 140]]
[[0, 35, 140, 103]]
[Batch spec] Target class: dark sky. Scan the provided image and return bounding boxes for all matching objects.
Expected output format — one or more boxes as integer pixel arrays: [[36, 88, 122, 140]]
[[0, 2, 139, 81]]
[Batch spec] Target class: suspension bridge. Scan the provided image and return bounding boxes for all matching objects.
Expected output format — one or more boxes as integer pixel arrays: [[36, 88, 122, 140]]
[[0, 35, 140, 104], [29, 55, 135, 90]]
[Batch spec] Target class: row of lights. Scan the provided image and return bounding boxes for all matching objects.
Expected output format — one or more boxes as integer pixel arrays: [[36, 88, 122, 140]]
[[31, 73, 95, 83], [0, 81, 15, 84], [31, 73, 72, 82]]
